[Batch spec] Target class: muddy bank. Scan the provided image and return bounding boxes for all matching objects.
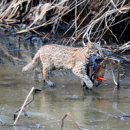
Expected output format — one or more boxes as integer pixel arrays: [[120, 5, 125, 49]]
[[0, 29, 129, 88], [0, 29, 130, 64]]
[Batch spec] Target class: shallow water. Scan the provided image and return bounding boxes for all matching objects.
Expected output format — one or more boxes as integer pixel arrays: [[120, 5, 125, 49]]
[[0, 65, 130, 130]]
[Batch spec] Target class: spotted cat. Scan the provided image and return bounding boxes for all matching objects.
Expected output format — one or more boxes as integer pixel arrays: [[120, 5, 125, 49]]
[[22, 43, 99, 88]]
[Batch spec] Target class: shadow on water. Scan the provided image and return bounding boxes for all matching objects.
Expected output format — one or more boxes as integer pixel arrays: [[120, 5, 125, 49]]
[[0, 65, 130, 130]]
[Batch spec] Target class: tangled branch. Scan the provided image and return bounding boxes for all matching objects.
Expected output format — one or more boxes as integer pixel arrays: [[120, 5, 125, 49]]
[[0, 0, 129, 47]]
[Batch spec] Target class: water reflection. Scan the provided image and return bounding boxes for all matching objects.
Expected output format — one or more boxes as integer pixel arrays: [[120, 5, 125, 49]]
[[0, 65, 130, 130]]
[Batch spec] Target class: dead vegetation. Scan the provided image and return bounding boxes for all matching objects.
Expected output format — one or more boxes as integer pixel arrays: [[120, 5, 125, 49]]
[[0, 0, 130, 63], [0, 0, 130, 45]]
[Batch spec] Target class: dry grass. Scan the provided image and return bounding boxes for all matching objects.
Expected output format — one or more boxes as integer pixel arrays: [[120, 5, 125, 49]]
[[0, 0, 130, 48]]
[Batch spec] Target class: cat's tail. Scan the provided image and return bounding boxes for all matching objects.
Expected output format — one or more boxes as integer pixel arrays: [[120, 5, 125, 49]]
[[22, 50, 40, 72]]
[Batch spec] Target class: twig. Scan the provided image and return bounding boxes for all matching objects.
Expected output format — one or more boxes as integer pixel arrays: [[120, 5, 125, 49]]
[[61, 113, 82, 130], [13, 88, 35, 121], [114, 41, 130, 53], [110, 63, 118, 86], [13, 87, 35, 125], [83, 5, 130, 42], [110, 0, 122, 13], [74, 0, 77, 37]]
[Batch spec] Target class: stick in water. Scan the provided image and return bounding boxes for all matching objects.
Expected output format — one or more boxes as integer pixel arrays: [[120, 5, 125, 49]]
[[13, 87, 35, 125], [61, 113, 82, 130]]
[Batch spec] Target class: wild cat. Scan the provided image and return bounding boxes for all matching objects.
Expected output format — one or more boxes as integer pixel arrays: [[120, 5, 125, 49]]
[[22, 43, 99, 88]]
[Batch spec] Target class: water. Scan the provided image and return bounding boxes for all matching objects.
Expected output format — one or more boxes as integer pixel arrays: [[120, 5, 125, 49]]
[[0, 65, 130, 130]]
